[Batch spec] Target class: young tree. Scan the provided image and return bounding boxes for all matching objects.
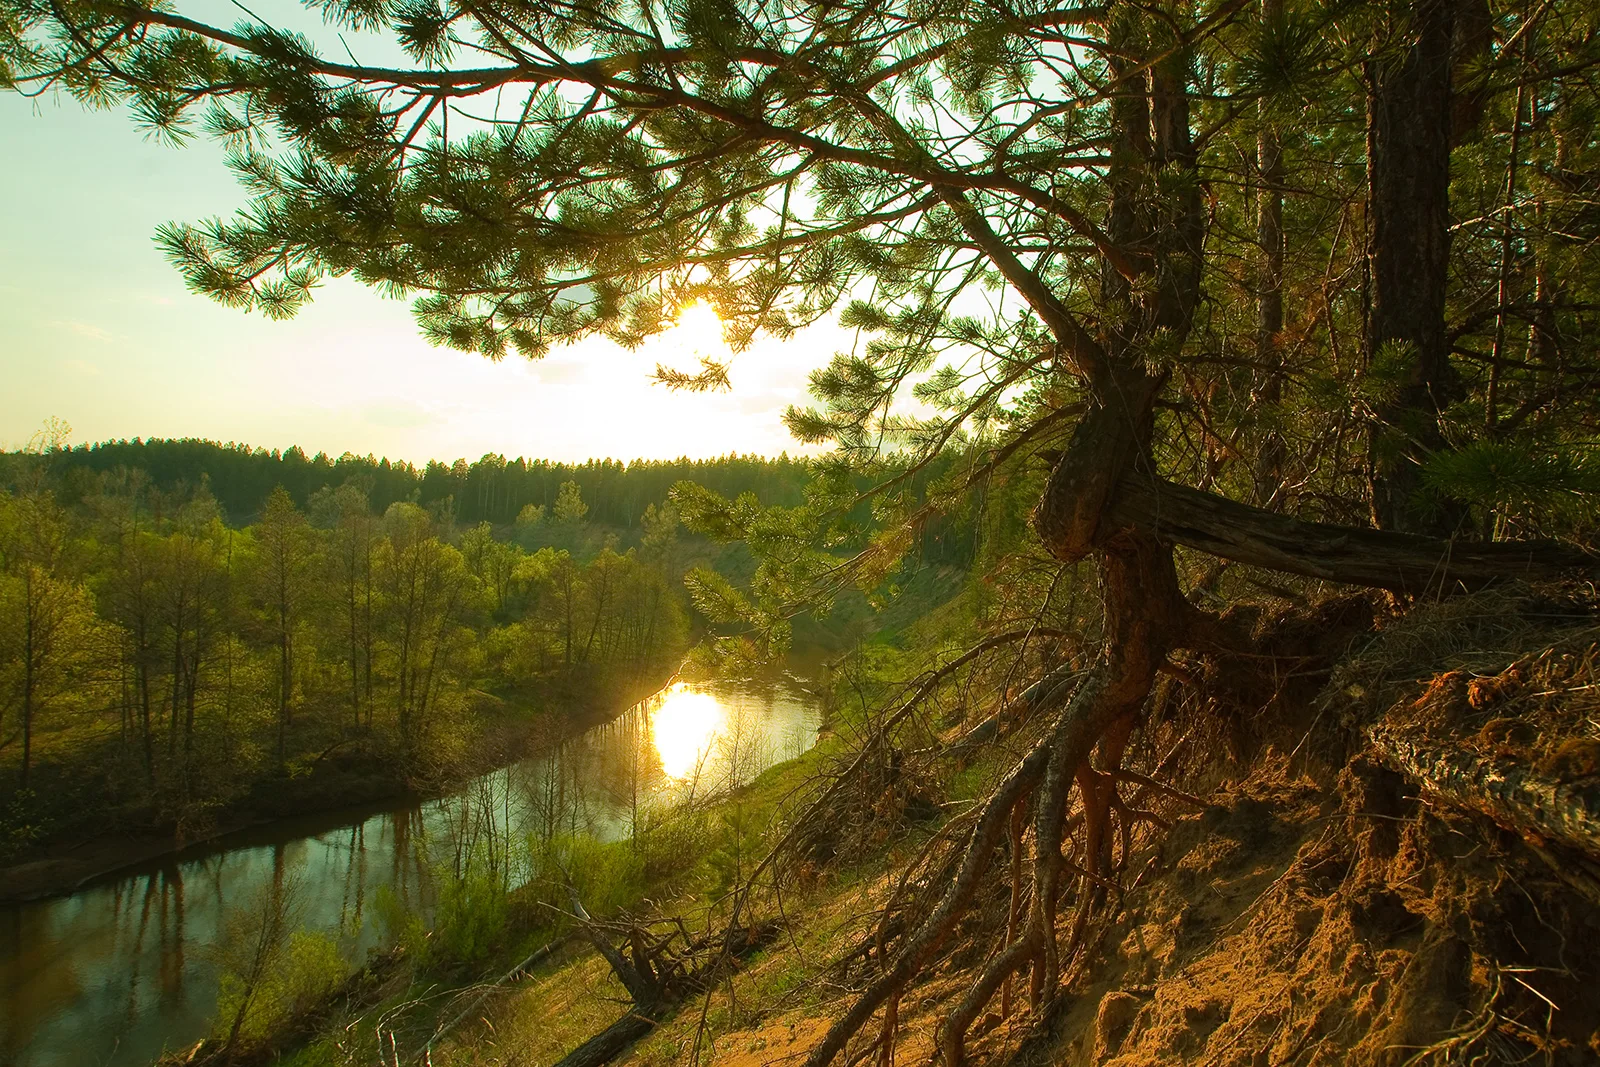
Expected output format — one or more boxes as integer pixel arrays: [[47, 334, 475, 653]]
[[552, 482, 589, 526], [249, 488, 312, 763], [153, 521, 229, 781], [0, 491, 95, 790], [97, 514, 164, 783], [374, 503, 477, 747], [310, 482, 378, 728]]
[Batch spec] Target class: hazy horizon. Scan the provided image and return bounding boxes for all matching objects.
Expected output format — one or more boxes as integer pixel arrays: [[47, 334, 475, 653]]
[[2, 75, 844, 466]]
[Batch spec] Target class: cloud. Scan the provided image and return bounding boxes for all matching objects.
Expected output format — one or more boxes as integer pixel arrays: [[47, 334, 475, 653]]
[[50, 320, 113, 342], [362, 401, 439, 428]]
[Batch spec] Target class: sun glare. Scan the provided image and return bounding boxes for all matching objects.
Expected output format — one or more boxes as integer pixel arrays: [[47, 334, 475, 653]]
[[651, 684, 727, 780], [660, 301, 728, 355]]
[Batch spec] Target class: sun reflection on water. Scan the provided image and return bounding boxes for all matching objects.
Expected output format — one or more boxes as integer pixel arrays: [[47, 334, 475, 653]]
[[650, 684, 727, 780]]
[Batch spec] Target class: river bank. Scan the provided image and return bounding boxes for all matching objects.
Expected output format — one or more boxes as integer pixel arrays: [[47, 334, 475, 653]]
[[0, 672, 675, 906], [0, 671, 824, 1067]]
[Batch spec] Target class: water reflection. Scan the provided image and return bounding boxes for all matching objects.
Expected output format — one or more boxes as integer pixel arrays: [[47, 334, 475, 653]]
[[0, 674, 820, 1067], [652, 686, 725, 779]]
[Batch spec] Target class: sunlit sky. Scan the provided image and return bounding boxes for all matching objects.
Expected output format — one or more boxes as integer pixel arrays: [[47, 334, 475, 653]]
[[0, 21, 852, 464]]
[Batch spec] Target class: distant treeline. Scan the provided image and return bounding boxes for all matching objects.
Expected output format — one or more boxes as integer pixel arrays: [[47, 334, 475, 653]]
[[29, 438, 813, 528], [12, 437, 984, 569]]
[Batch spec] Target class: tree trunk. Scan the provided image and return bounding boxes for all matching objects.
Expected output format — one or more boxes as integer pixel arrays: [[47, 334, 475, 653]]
[[1253, 0, 1287, 506], [1104, 470, 1595, 593], [21, 568, 36, 791], [1366, 0, 1463, 535]]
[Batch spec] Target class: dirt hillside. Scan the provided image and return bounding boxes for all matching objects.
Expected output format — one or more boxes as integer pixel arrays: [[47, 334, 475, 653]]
[[390, 586, 1600, 1067]]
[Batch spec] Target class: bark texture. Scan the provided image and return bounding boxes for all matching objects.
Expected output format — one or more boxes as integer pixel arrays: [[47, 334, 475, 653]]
[[1368, 726, 1600, 857], [1104, 471, 1597, 593], [1367, 0, 1464, 535]]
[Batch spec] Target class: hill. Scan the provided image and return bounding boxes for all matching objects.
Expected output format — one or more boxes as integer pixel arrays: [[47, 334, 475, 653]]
[[169, 582, 1600, 1067]]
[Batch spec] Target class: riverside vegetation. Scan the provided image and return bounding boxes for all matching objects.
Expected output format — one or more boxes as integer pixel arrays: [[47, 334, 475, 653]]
[[0, 445, 827, 883], [0, 441, 973, 893]]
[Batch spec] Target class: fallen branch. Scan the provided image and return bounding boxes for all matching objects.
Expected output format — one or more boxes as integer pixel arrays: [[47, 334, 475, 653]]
[[555, 887, 778, 1067]]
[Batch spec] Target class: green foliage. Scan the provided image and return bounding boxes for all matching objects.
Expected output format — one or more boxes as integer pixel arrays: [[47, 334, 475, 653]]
[[556, 835, 646, 920], [683, 566, 753, 625], [6, 0, 1600, 585], [1423, 442, 1600, 529], [552, 481, 589, 525], [706, 804, 765, 898], [372, 884, 429, 960], [1233, 4, 1335, 105], [214, 930, 349, 1042], [0, 463, 698, 858], [0, 788, 44, 863], [23, 439, 814, 531], [637, 810, 714, 885], [1359, 339, 1421, 409], [430, 868, 512, 967]]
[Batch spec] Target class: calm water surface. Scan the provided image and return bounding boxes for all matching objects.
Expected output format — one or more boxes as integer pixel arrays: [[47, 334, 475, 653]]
[[0, 673, 822, 1067]]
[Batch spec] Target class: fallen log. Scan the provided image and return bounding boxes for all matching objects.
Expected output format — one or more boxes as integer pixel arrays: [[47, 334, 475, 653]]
[[551, 1012, 658, 1067]]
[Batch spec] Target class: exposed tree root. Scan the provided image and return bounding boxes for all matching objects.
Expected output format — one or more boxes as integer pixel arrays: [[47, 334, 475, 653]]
[[801, 533, 1202, 1067], [1367, 725, 1600, 858]]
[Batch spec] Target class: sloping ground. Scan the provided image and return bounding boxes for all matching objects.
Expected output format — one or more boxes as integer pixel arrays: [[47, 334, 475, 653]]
[[420, 586, 1600, 1067], [1028, 586, 1599, 1066]]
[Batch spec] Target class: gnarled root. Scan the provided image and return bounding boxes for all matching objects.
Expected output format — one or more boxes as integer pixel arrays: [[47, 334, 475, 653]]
[[804, 534, 1198, 1067], [1367, 725, 1600, 858]]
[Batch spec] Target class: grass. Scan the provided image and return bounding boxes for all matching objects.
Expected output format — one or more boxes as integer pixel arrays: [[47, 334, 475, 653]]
[[271, 700, 906, 1067], [251, 586, 1025, 1067]]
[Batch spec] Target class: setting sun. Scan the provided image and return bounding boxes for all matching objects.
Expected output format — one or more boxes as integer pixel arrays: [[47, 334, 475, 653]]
[[667, 302, 726, 347], [650, 301, 729, 365]]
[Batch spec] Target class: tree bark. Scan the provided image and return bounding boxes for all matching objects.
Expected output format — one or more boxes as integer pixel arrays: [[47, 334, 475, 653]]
[[551, 1013, 656, 1067], [1103, 471, 1595, 593], [1253, 0, 1287, 506], [1368, 725, 1600, 857], [1366, 0, 1464, 535]]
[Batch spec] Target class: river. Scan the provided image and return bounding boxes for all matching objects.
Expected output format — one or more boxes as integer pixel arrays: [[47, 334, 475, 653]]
[[0, 672, 823, 1067]]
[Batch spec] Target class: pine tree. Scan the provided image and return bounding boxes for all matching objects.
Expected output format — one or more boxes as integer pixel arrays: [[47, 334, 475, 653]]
[[8, 0, 1600, 1058]]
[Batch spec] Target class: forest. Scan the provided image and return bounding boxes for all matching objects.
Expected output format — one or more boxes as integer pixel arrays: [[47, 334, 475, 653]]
[[37, 438, 815, 528], [0, 438, 981, 882], [6, 0, 1600, 1064], [0, 450, 701, 866]]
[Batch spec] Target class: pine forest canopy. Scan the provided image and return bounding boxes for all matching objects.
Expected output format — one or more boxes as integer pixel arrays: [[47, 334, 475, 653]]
[[14, 438, 815, 527], [7, 0, 1600, 1062]]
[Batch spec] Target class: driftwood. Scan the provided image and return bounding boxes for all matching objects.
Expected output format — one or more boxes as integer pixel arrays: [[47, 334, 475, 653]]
[[1105, 472, 1597, 594], [1368, 726, 1600, 856]]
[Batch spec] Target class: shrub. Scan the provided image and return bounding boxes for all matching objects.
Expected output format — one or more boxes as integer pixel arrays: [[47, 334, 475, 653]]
[[431, 868, 511, 966], [214, 930, 348, 1043]]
